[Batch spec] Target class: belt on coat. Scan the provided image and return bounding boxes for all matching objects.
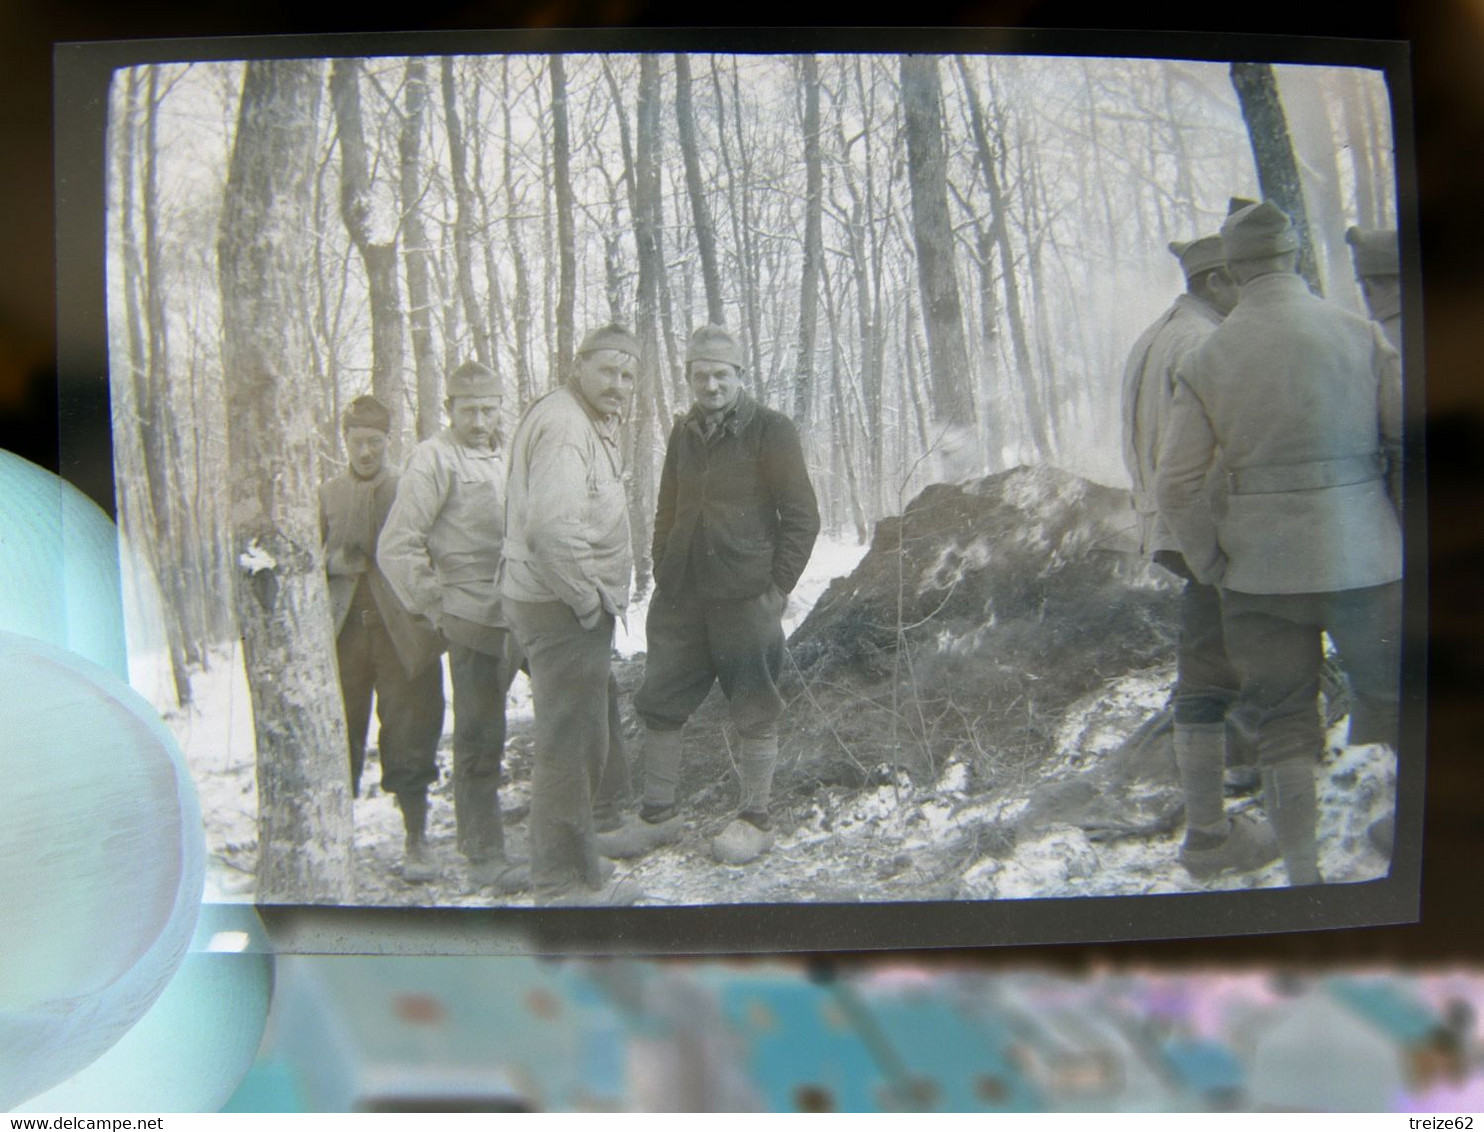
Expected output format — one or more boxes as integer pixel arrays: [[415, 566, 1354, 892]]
[[1227, 453, 1382, 495]]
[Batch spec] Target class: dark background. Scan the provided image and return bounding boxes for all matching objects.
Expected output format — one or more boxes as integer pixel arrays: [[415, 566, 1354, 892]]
[[6, 1, 1482, 970]]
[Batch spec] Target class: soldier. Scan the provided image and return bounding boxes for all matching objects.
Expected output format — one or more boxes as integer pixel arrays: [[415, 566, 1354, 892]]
[[1156, 201, 1404, 886], [319, 395, 445, 880], [1346, 225, 1403, 352], [502, 325, 641, 906], [378, 362, 528, 894], [1121, 231, 1277, 881], [606, 325, 820, 867]]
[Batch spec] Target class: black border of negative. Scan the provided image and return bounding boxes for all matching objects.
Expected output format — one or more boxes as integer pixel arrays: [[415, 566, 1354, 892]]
[[53, 26, 1427, 955]]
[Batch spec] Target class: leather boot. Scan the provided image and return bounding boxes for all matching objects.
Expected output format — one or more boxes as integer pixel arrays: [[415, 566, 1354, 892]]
[[1263, 757, 1323, 886], [398, 791, 436, 883]]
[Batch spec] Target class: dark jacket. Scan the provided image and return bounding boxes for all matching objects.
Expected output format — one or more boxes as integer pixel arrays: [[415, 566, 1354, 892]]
[[320, 468, 443, 677], [652, 392, 820, 600]]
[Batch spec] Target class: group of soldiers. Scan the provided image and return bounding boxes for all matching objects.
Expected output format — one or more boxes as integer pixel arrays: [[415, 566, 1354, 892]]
[[319, 324, 820, 907], [1121, 199, 1404, 887], [317, 197, 1403, 906]]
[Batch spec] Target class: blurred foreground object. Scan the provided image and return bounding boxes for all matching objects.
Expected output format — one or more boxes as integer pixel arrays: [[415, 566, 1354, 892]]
[[0, 451, 265, 1111]]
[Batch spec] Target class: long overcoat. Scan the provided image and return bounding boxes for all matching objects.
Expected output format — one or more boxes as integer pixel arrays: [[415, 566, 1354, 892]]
[[320, 468, 443, 677], [1120, 293, 1224, 556]]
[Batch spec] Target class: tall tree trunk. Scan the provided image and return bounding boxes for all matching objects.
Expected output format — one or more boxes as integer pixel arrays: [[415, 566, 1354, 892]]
[[627, 55, 664, 596], [400, 58, 440, 440], [715, 59, 765, 400], [954, 56, 1047, 457], [118, 66, 193, 707], [217, 58, 353, 905], [674, 54, 725, 325], [1341, 69, 1379, 229], [502, 59, 535, 405], [1281, 65, 1361, 310], [792, 54, 824, 429], [1230, 62, 1322, 293], [441, 55, 493, 367], [821, 255, 868, 544], [549, 54, 576, 371], [901, 54, 976, 454], [330, 58, 407, 448]]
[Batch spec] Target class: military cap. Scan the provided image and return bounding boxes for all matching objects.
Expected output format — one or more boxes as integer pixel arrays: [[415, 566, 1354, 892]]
[[445, 360, 500, 400], [1221, 200, 1299, 262], [684, 325, 744, 369], [577, 323, 641, 360], [1346, 226, 1400, 278], [1168, 235, 1226, 280], [342, 394, 391, 434], [1227, 196, 1258, 215]]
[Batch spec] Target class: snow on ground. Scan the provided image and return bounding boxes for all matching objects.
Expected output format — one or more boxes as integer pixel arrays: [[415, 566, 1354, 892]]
[[154, 531, 1394, 908]]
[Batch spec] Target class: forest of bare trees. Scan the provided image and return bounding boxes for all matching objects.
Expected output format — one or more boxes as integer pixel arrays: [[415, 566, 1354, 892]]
[[104, 51, 1397, 903]]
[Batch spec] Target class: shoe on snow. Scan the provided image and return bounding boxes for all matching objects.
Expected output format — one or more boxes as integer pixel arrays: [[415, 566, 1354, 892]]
[[712, 813, 776, 865], [537, 877, 644, 907], [402, 838, 437, 883], [1179, 812, 1279, 880], [467, 856, 531, 894], [596, 810, 683, 859]]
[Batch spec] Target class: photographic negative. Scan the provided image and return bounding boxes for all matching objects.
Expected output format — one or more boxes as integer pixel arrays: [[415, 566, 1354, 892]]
[[55, 30, 1425, 950]]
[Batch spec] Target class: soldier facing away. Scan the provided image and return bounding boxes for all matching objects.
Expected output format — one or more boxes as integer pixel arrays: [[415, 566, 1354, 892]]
[[1156, 201, 1404, 886], [1120, 228, 1278, 882], [377, 362, 529, 894], [319, 395, 445, 878], [604, 325, 821, 867], [501, 325, 641, 906], [1347, 225, 1403, 353]]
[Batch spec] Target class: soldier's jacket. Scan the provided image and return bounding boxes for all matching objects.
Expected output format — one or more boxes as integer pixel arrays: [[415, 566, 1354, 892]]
[[652, 391, 820, 600], [1156, 271, 1403, 595], [500, 382, 632, 622], [1120, 293, 1224, 556], [319, 467, 442, 677], [378, 428, 507, 652]]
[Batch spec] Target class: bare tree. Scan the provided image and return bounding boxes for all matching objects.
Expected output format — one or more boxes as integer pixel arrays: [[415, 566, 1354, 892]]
[[330, 58, 407, 447], [441, 55, 493, 367], [674, 54, 725, 325], [399, 58, 441, 440], [217, 58, 353, 904], [550, 53, 577, 370], [1230, 61, 1321, 293], [792, 53, 824, 429], [901, 55, 977, 441]]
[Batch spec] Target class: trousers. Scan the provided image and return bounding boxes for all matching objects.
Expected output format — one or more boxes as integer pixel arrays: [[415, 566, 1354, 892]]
[[336, 604, 443, 797], [1220, 581, 1403, 765], [504, 599, 632, 898], [634, 588, 786, 738], [1154, 550, 1241, 726], [447, 638, 515, 861]]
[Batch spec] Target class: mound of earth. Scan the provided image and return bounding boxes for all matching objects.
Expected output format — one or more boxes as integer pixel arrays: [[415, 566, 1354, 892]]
[[780, 465, 1177, 792]]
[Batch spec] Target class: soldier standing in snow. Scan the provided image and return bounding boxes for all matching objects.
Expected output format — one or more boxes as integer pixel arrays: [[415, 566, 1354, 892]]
[[319, 395, 444, 841], [1156, 201, 1404, 886], [602, 325, 820, 867], [1346, 225, 1403, 353], [1121, 231, 1279, 882], [378, 362, 528, 893], [502, 325, 641, 906]]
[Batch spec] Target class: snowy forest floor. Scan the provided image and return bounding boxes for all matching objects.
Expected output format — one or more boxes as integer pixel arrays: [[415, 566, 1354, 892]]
[[171, 520, 1396, 909]]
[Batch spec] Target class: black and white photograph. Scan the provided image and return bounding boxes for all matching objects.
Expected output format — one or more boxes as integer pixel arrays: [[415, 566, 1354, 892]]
[[77, 32, 1420, 938]]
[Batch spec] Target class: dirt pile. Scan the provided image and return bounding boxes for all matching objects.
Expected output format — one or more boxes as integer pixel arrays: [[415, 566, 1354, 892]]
[[780, 465, 1176, 794]]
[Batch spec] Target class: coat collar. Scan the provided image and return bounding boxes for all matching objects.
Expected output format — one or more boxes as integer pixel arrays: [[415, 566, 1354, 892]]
[[1172, 291, 1224, 325], [1237, 270, 1312, 304], [685, 390, 757, 439]]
